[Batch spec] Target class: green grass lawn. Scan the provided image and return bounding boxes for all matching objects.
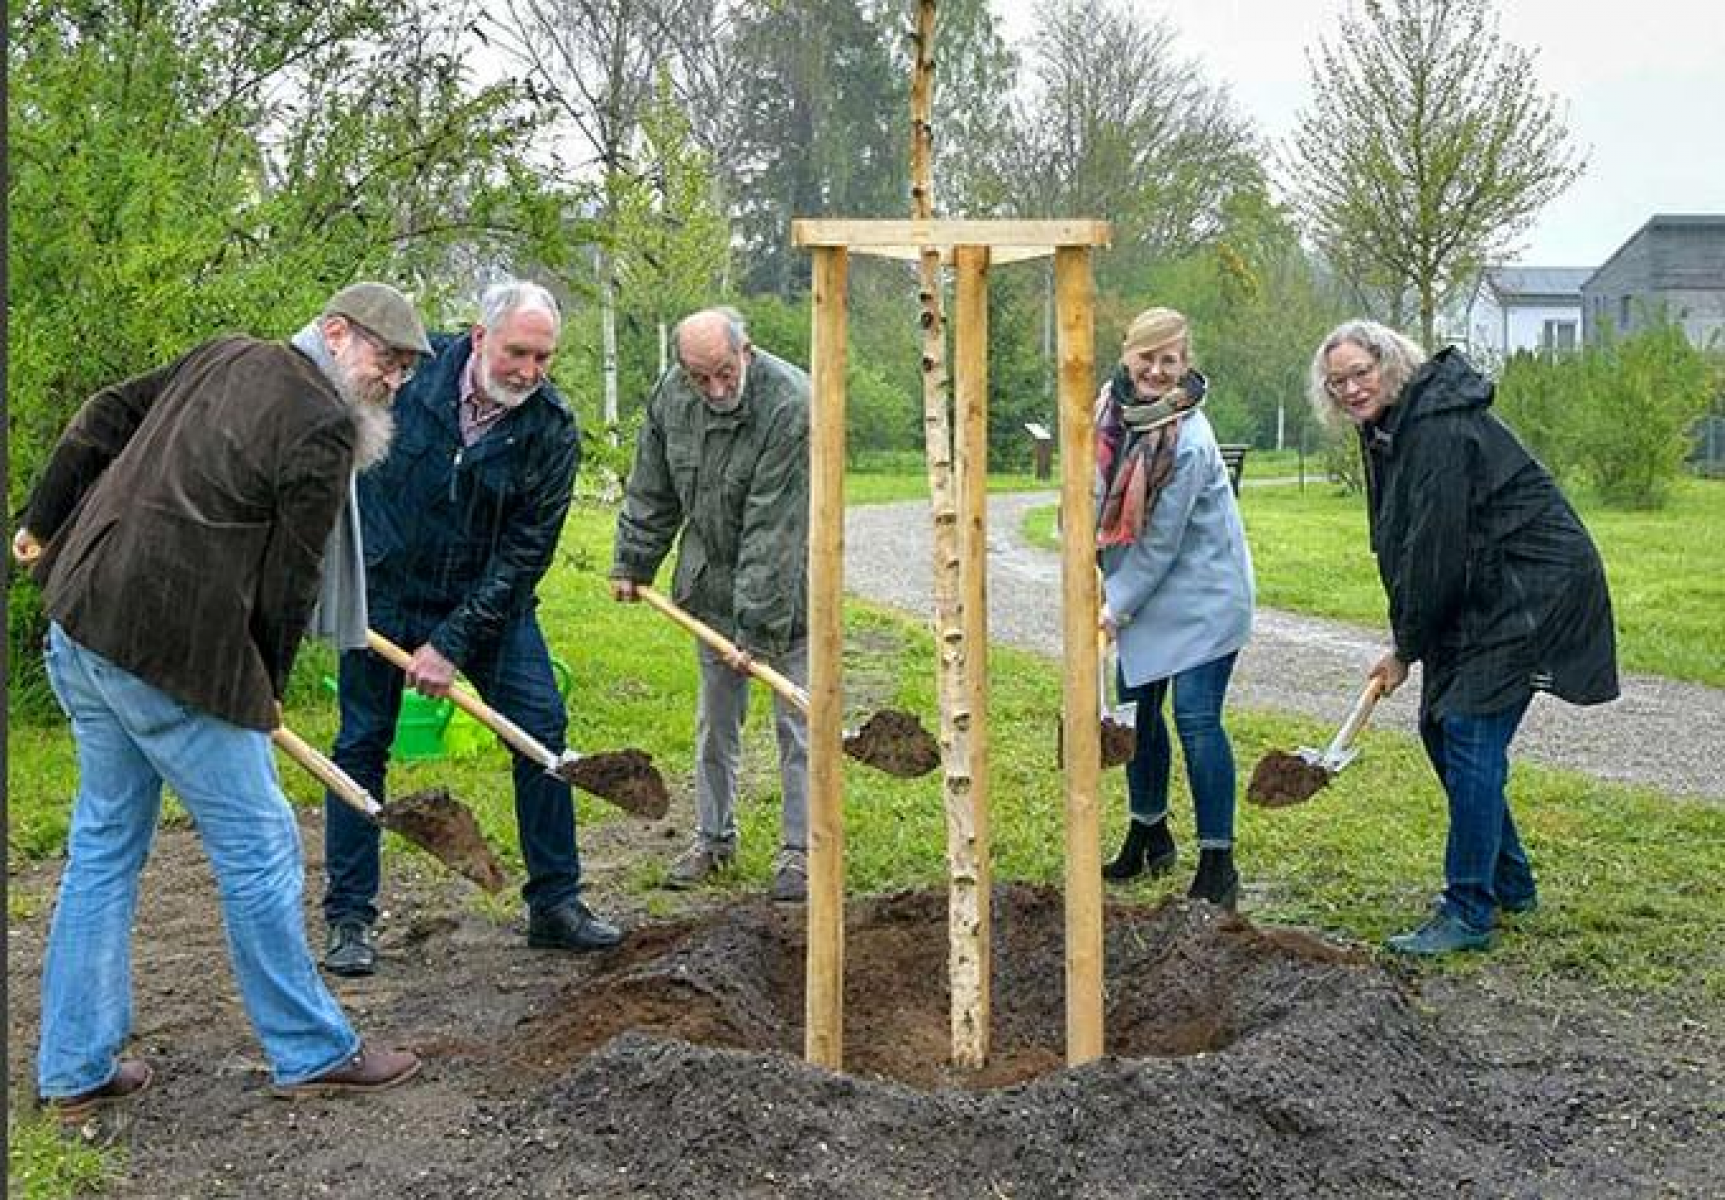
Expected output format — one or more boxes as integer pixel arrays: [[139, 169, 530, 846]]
[[1023, 476, 1725, 688], [9, 494, 1723, 1195]]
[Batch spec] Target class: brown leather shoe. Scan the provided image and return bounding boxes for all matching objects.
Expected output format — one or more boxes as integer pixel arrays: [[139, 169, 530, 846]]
[[46, 1059, 153, 1125], [271, 1046, 422, 1099]]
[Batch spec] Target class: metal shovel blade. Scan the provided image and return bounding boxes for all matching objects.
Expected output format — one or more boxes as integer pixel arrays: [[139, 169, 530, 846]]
[[1298, 743, 1360, 775]]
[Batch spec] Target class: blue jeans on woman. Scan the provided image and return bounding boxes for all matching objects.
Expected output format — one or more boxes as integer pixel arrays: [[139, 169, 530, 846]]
[[1120, 651, 1238, 847], [1419, 696, 1537, 932], [38, 624, 359, 1097], [323, 606, 581, 925]]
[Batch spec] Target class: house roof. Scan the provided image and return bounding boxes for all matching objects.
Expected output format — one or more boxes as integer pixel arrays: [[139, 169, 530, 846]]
[[1582, 214, 1725, 290], [1485, 266, 1592, 301]]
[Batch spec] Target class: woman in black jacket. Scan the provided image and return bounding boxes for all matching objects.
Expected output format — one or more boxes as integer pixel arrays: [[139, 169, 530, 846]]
[[1309, 320, 1618, 955]]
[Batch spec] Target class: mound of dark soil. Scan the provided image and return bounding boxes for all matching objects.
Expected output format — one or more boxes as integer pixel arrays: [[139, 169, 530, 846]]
[[7, 819, 1717, 1198]]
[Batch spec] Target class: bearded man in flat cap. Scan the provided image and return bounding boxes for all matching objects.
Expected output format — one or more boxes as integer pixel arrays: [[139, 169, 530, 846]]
[[13, 283, 432, 1121]]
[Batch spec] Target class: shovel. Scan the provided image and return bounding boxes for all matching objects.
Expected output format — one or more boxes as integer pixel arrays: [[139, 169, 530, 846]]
[[634, 586, 940, 778], [1246, 676, 1384, 808], [364, 630, 670, 819], [271, 724, 508, 893]]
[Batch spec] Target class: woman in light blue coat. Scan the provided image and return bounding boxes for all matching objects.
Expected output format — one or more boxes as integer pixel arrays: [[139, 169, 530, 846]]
[[1096, 308, 1255, 907]]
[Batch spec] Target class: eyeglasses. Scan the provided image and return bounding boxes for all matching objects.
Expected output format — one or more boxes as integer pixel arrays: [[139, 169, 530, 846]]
[[1323, 361, 1377, 397], [351, 324, 419, 384]]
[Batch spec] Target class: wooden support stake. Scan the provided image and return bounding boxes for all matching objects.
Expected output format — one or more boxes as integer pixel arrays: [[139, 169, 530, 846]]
[[805, 245, 850, 1070], [950, 243, 993, 1068], [1055, 245, 1104, 1066]]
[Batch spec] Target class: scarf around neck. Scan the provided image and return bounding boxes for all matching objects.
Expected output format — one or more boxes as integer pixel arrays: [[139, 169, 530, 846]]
[[291, 323, 369, 650], [1095, 367, 1207, 548]]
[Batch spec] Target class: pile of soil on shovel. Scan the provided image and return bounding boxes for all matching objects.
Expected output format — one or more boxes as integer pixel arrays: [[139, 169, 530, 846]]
[[564, 748, 670, 818], [842, 708, 941, 777], [380, 787, 509, 893], [8, 819, 1717, 1198], [1247, 748, 1334, 807], [1099, 715, 1137, 768]]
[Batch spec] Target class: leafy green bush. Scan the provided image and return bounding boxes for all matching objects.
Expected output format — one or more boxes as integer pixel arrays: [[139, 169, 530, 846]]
[[1496, 323, 1714, 508]]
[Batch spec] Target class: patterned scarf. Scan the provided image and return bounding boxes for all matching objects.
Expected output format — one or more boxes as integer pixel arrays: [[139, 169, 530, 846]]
[[1095, 367, 1207, 548]]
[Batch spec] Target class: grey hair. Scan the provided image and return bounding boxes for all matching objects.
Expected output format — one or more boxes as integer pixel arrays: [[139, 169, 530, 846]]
[[479, 280, 561, 333], [670, 307, 749, 362], [1307, 319, 1427, 427]]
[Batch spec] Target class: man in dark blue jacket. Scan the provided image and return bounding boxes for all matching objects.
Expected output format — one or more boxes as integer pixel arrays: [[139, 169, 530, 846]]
[[321, 280, 621, 975]]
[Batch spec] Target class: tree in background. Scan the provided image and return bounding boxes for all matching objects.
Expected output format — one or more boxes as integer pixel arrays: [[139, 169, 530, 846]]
[[999, 0, 1261, 294], [1286, 0, 1584, 349], [8, 0, 564, 714], [491, 0, 704, 426], [725, 0, 907, 296], [612, 70, 732, 378]]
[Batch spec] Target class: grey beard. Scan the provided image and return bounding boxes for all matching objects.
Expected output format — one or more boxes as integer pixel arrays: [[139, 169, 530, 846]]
[[348, 400, 396, 470]]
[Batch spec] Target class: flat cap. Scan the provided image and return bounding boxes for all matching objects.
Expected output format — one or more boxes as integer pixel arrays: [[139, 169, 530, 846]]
[[323, 282, 434, 357]]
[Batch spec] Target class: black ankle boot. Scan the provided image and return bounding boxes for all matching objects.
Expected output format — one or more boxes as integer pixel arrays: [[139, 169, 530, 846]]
[[1102, 819, 1177, 882], [1187, 847, 1240, 910]]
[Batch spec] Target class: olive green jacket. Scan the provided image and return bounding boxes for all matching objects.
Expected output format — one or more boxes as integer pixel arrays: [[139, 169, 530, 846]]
[[611, 350, 809, 656]]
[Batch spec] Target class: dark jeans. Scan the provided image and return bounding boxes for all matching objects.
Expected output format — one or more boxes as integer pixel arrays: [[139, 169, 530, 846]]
[[1119, 651, 1238, 847], [322, 608, 580, 924], [1419, 696, 1536, 932]]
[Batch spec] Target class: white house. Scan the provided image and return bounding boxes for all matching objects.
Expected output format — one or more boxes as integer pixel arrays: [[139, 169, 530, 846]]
[[1459, 266, 1591, 364]]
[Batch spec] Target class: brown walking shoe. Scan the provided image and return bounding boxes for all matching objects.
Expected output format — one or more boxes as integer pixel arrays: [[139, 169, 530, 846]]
[[45, 1059, 153, 1126], [271, 1046, 422, 1099]]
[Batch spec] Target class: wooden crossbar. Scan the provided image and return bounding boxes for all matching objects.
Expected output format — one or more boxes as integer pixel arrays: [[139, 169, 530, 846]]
[[792, 218, 1111, 264]]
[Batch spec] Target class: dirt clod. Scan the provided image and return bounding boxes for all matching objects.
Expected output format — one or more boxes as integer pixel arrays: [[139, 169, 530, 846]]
[[378, 787, 509, 892], [1099, 715, 1137, 768], [1247, 748, 1333, 807], [843, 709, 941, 777], [562, 748, 670, 818]]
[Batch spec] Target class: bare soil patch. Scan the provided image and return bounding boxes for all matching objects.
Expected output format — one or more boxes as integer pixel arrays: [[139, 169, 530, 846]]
[[7, 811, 1719, 1198]]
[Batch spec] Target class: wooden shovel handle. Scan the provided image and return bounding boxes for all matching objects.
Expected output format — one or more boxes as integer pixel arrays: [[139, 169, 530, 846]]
[[635, 586, 810, 712], [1324, 676, 1385, 759], [364, 630, 558, 771], [271, 725, 382, 819]]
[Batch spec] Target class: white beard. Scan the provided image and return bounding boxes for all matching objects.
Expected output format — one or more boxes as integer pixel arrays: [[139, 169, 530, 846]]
[[349, 401, 397, 470], [330, 346, 398, 469]]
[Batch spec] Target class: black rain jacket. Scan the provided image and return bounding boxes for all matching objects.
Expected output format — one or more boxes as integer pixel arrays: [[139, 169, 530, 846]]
[[1362, 347, 1618, 719], [358, 332, 579, 666]]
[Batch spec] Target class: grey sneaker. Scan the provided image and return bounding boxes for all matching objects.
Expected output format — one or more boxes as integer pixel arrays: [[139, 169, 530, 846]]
[[770, 848, 808, 903], [323, 919, 376, 977], [666, 839, 735, 889]]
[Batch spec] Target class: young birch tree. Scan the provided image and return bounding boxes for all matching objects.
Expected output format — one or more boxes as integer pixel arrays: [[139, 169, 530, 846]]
[[1286, 0, 1585, 348]]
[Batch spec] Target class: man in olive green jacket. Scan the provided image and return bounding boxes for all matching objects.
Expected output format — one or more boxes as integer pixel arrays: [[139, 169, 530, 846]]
[[610, 308, 810, 901]]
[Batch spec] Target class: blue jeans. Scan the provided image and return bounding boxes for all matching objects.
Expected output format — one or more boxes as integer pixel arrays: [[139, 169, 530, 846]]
[[323, 608, 580, 923], [1420, 697, 1536, 931], [1119, 652, 1238, 847], [38, 625, 359, 1096]]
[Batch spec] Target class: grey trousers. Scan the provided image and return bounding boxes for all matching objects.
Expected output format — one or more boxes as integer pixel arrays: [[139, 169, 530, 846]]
[[695, 638, 809, 853]]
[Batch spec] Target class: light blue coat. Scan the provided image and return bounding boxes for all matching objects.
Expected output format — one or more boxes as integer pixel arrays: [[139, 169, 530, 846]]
[[1098, 408, 1255, 688]]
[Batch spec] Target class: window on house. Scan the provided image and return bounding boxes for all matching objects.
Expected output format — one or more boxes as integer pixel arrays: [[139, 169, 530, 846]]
[[1619, 296, 1632, 328], [1543, 320, 1577, 354]]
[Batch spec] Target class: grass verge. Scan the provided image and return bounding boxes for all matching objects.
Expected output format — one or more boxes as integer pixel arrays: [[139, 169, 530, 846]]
[[1021, 477, 1725, 688]]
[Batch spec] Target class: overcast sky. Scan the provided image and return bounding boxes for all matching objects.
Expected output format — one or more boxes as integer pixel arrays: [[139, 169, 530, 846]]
[[991, 0, 1725, 268]]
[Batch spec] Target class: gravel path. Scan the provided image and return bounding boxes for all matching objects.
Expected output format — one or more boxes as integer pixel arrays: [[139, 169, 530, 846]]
[[846, 491, 1725, 802]]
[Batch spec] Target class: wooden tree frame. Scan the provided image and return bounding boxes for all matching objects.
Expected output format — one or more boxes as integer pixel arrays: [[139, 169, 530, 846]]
[[791, 216, 1112, 1071]]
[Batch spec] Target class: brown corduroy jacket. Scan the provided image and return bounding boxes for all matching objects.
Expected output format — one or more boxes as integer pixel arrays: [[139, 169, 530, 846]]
[[22, 335, 357, 730]]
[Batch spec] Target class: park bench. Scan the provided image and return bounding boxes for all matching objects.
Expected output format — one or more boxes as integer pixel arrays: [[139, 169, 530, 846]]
[[1218, 443, 1249, 495]]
